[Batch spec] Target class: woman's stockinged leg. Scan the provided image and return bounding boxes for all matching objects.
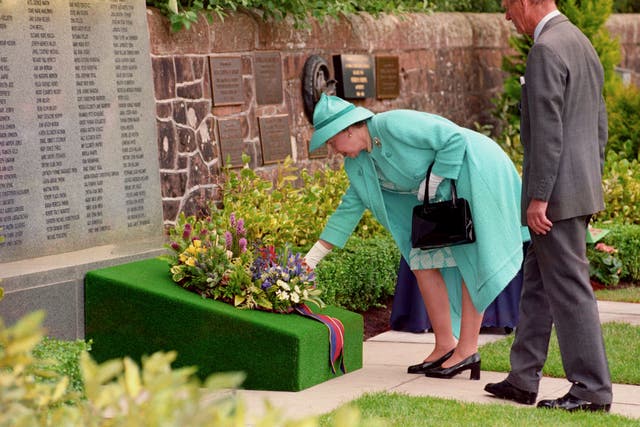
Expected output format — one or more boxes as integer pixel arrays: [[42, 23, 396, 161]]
[[413, 269, 457, 361], [441, 280, 483, 368]]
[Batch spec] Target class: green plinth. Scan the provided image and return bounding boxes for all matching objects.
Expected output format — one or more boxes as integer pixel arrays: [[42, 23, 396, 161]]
[[84, 257, 363, 391]]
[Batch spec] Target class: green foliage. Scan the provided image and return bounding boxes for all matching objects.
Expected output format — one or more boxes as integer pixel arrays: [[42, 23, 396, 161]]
[[221, 156, 385, 251], [0, 311, 81, 426], [315, 235, 400, 312], [587, 243, 623, 286], [613, 0, 640, 13], [605, 80, 640, 161], [597, 152, 640, 224], [594, 223, 640, 282], [1, 311, 364, 427], [147, 0, 435, 31], [32, 337, 92, 395], [431, 0, 502, 12]]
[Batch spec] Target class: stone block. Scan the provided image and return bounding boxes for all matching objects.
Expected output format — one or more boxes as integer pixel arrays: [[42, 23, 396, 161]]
[[85, 258, 363, 391]]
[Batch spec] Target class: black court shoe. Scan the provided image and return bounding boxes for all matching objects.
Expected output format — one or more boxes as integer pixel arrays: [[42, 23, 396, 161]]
[[407, 349, 455, 374], [424, 352, 481, 380]]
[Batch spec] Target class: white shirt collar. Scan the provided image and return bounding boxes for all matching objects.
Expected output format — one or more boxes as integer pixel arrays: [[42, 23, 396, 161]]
[[534, 10, 562, 42]]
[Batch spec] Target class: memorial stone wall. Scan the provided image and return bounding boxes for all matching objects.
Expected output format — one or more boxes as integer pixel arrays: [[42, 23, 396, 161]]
[[0, 0, 164, 339]]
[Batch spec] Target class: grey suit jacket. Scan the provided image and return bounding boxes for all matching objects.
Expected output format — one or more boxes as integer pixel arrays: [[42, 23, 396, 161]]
[[520, 15, 607, 223]]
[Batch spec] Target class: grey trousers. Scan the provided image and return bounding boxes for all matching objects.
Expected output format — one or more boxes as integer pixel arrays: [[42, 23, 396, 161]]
[[506, 216, 612, 404]]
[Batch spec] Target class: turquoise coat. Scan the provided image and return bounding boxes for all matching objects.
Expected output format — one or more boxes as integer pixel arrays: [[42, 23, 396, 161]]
[[319, 110, 529, 333]]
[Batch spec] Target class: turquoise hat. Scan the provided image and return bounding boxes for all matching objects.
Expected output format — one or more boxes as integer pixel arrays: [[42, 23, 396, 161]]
[[309, 94, 374, 152]]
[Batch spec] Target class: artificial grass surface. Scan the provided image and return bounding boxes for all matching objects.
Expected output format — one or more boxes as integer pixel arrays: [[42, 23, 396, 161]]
[[84, 257, 363, 391]]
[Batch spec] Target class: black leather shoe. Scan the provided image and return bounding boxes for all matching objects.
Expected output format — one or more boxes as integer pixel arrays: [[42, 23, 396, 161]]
[[484, 379, 537, 405], [407, 349, 455, 374], [537, 392, 611, 412], [424, 352, 481, 380]]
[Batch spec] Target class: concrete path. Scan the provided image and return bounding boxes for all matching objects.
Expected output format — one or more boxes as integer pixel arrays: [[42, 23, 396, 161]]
[[235, 300, 640, 422]]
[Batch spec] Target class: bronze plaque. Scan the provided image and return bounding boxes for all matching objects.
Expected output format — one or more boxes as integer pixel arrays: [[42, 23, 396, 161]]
[[217, 118, 245, 168], [258, 115, 291, 164], [375, 56, 400, 99], [332, 54, 375, 99], [209, 56, 243, 105], [254, 52, 283, 105]]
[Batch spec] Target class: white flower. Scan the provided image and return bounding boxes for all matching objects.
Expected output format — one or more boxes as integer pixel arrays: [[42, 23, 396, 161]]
[[291, 292, 300, 303], [226, 250, 233, 259], [277, 290, 289, 301], [294, 285, 301, 294], [277, 280, 290, 291]]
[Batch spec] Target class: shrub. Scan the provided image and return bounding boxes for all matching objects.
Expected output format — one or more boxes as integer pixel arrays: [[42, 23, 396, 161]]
[[315, 235, 400, 312], [596, 153, 640, 224], [32, 337, 92, 395], [220, 156, 386, 251], [605, 80, 640, 162], [593, 223, 640, 282]]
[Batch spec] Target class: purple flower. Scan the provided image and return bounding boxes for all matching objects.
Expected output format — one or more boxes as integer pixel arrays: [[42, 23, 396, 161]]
[[236, 218, 246, 236], [239, 237, 247, 253], [229, 213, 236, 228], [224, 231, 233, 249], [170, 241, 180, 251]]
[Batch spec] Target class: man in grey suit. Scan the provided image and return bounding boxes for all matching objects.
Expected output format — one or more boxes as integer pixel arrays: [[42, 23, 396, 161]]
[[485, 0, 612, 412]]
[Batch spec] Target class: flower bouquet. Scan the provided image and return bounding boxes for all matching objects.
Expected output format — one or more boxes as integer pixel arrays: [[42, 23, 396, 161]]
[[162, 212, 324, 313]]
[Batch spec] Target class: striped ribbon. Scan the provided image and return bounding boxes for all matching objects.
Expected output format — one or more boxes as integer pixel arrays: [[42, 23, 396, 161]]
[[295, 304, 346, 374]]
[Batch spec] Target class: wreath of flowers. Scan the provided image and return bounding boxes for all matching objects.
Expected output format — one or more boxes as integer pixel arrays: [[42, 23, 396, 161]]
[[162, 212, 323, 313]]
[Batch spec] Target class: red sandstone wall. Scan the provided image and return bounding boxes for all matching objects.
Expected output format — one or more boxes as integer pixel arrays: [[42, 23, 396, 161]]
[[145, 9, 640, 224]]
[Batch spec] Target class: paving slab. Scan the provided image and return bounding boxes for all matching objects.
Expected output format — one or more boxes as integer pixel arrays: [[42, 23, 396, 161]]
[[232, 302, 640, 423]]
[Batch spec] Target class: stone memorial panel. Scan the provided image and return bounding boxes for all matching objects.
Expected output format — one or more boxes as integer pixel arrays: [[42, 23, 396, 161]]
[[375, 56, 399, 99], [217, 118, 244, 168], [0, 0, 162, 263], [332, 54, 375, 99], [254, 52, 283, 105], [210, 56, 243, 106], [258, 115, 291, 164]]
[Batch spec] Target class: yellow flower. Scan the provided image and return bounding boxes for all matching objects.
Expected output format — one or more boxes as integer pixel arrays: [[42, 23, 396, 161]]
[[185, 257, 196, 267], [170, 265, 182, 274], [179, 253, 188, 263]]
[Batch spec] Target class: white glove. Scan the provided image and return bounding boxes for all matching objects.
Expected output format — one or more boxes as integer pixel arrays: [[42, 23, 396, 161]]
[[303, 241, 332, 269], [417, 174, 444, 201]]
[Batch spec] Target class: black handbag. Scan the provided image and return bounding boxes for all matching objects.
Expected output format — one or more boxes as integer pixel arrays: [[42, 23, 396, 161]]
[[411, 163, 476, 250]]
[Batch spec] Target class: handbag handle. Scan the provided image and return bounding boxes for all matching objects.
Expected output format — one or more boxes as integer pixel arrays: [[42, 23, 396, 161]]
[[422, 163, 458, 209]]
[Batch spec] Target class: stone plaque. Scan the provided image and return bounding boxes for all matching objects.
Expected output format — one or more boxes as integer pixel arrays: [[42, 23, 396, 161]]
[[209, 56, 243, 106], [258, 115, 291, 164], [254, 52, 283, 105], [332, 54, 375, 99], [0, 0, 162, 263], [375, 56, 399, 99], [217, 118, 244, 168]]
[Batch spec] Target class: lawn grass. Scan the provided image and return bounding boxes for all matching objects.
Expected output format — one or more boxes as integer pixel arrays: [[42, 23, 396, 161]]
[[319, 392, 638, 427], [596, 285, 640, 303], [479, 322, 640, 385]]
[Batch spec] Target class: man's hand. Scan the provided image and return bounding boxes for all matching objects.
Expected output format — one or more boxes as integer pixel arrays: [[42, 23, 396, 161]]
[[527, 199, 553, 235]]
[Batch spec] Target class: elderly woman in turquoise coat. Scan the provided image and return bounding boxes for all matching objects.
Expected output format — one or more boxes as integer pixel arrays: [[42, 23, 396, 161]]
[[304, 94, 529, 380]]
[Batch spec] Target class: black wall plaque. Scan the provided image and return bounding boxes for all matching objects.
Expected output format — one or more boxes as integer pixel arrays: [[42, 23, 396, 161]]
[[375, 56, 400, 99], [258, 115, 291, 164], [332, 54, 375, 99], [217, 118, 245, 168], [254, 52, 283, 105], [209, 56, 243, 106]]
